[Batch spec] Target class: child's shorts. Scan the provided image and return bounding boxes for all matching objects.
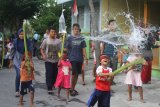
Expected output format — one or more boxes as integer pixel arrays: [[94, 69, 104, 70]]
[[87, 89, 111, 107], [20, 81, 34, 95]]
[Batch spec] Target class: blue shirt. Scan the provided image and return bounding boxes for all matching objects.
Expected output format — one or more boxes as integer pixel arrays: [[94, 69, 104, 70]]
[[65, 35, 86, 62], [11, 38, 33, 68], [33, 33, 39, 40], [103, 43, 114, 57]]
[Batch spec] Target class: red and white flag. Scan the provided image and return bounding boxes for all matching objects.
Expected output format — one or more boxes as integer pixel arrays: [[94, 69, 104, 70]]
[[73, 0, 78, 16]]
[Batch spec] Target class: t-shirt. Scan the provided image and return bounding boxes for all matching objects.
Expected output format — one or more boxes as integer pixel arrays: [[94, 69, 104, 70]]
[[96, 65, 112, 91], [96, 66, 112, 74], [127, 54, 143, 72], [20, 60, 35, 82], [40, 37, 61, 63], [44, 33, 49, 39], [65, 35, 86, 62]]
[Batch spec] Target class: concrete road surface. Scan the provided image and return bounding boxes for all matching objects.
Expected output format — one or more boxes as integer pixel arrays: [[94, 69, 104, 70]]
[[0, 58, 160, 107]]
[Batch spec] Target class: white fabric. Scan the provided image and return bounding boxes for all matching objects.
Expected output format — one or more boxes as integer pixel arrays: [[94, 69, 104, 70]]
[[124, 55, 142, 86], [62, 66, 69, 75], [96, 66, 112, 75], [43, 33, 49, 39]]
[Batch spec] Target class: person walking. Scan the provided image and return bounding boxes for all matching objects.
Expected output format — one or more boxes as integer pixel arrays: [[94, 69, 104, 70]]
[[64, 23, 88, 96], [40, 26, 61, 94], [10, 28, 33, 97]]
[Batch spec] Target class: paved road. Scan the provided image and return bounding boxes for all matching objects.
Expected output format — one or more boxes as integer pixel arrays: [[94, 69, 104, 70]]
[[0, 58, 160, 107]]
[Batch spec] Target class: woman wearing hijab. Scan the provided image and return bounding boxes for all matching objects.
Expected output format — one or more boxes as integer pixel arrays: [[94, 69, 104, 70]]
[[10, 28, 33, 97]]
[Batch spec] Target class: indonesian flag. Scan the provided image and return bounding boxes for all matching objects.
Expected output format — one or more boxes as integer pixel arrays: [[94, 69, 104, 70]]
[[73, 0, 78, 16]]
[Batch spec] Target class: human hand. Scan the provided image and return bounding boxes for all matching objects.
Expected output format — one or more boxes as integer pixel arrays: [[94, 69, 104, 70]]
[[42, 54, 46, 61], [108, 73, 114, 77], [9, 60, 13, 69], [85, 59, 88, 65]]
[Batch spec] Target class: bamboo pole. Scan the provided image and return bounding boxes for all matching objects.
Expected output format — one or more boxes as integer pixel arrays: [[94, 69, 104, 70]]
[[113, 58, 144, 75], [23, 20, 31, 76]]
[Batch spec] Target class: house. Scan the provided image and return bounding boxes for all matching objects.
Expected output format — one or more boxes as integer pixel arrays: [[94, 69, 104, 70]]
[[57, 0, 160, 78]]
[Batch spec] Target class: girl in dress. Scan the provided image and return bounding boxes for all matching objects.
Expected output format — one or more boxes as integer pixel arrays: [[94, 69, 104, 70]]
[[54, 51, 72, 102], [125, 53, 147, 103]]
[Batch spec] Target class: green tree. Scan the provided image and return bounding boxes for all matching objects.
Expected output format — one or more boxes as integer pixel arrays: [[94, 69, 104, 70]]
[[0, 0, 43, 33], [30, 0, 71, 36]]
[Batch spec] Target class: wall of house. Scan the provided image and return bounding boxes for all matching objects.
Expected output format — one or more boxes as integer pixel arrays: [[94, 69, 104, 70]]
[[101, 0, 144, 32], [148, 1, 160, 78]]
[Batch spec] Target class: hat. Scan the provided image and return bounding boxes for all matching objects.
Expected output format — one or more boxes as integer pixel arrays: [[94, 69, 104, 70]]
[[100, 55, 109, 61]]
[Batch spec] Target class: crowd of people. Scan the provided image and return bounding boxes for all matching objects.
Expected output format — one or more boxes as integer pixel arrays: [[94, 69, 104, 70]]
[[1, 20, 160, 107]]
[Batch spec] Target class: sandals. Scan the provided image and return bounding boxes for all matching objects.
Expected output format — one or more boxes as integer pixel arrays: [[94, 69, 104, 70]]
[[82, 82, 86, 86], [15, 92, 20, 97], [70, 90, 79, 96]]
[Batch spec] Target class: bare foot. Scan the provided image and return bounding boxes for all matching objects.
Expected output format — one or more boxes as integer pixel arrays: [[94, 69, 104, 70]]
[[57, 96, 62, 101], [82, 81, 86, 85], [19, 104, 23, 107], [127, 98, 132, 101], [140, 99, 146, 103], [30, 104, 35, 107]]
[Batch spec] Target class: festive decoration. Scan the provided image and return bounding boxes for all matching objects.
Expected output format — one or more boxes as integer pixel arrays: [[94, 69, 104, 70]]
[[59, 11, 66, 57], [73, 0, 78, 16]]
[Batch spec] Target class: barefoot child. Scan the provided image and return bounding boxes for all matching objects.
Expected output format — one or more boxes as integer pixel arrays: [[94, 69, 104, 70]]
[[54, 51, 72, 102], [87, 55, 114, 107], [125, 53, 146, 103], [19, 52, 35, 107]]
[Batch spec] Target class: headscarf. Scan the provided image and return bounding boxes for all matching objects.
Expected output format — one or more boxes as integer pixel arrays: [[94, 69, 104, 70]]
[[18, 28, 23, 36]]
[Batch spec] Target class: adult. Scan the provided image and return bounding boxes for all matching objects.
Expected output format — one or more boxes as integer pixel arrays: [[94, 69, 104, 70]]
[[40, 26, 61, 94], [43, 29, 50, 39], [10, 28, 33, 97], [65, 23, 88, 96], [141, 30, 160, 84], [32, 31, 39, 57], [100, 20, 119, 86]]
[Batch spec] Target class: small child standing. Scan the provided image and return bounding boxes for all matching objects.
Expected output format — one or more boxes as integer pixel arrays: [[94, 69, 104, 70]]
[[125, 53, 146, 103], [87, 55, 114, 107], [19, 52, 35, 107], [54, 51, 72, 102]]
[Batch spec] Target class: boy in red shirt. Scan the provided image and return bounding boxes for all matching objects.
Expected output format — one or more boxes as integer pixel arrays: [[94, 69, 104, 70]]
[[87, 55, 114, 107]]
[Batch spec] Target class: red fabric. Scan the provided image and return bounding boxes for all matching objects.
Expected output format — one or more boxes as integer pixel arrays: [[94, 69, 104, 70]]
[[72, 0, 78, 16], [54, 60, 71, 89], [100, 55, 109, 61], [141, 61, 152, 83], [96, 68, 111, 91]]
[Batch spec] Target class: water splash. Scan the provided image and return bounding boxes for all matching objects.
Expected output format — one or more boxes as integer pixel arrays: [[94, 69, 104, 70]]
[[84, 12, 148, 54]]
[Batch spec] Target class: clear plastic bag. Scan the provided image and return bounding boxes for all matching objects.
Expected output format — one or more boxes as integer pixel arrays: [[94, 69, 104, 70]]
[[59, 12, 66, 33]]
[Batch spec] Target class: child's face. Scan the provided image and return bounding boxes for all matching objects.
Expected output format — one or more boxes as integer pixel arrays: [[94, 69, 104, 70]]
[[62, 54, 68, 60], [101, 58, 109, 66]]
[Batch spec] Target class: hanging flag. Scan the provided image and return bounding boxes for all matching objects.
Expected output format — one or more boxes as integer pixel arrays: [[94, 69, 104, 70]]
[[73, 0, 78, 16]]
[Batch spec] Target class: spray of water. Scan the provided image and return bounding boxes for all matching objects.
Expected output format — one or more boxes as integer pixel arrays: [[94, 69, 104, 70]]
[[84, 0, 151, 54]]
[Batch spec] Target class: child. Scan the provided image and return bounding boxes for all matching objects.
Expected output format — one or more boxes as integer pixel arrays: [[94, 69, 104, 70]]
[[124, 53, 146, 103], [19, 52, 35, 107], [87, 55, 114, 107], [54, 51, 72, 102], [4, 38, 13, 68]]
